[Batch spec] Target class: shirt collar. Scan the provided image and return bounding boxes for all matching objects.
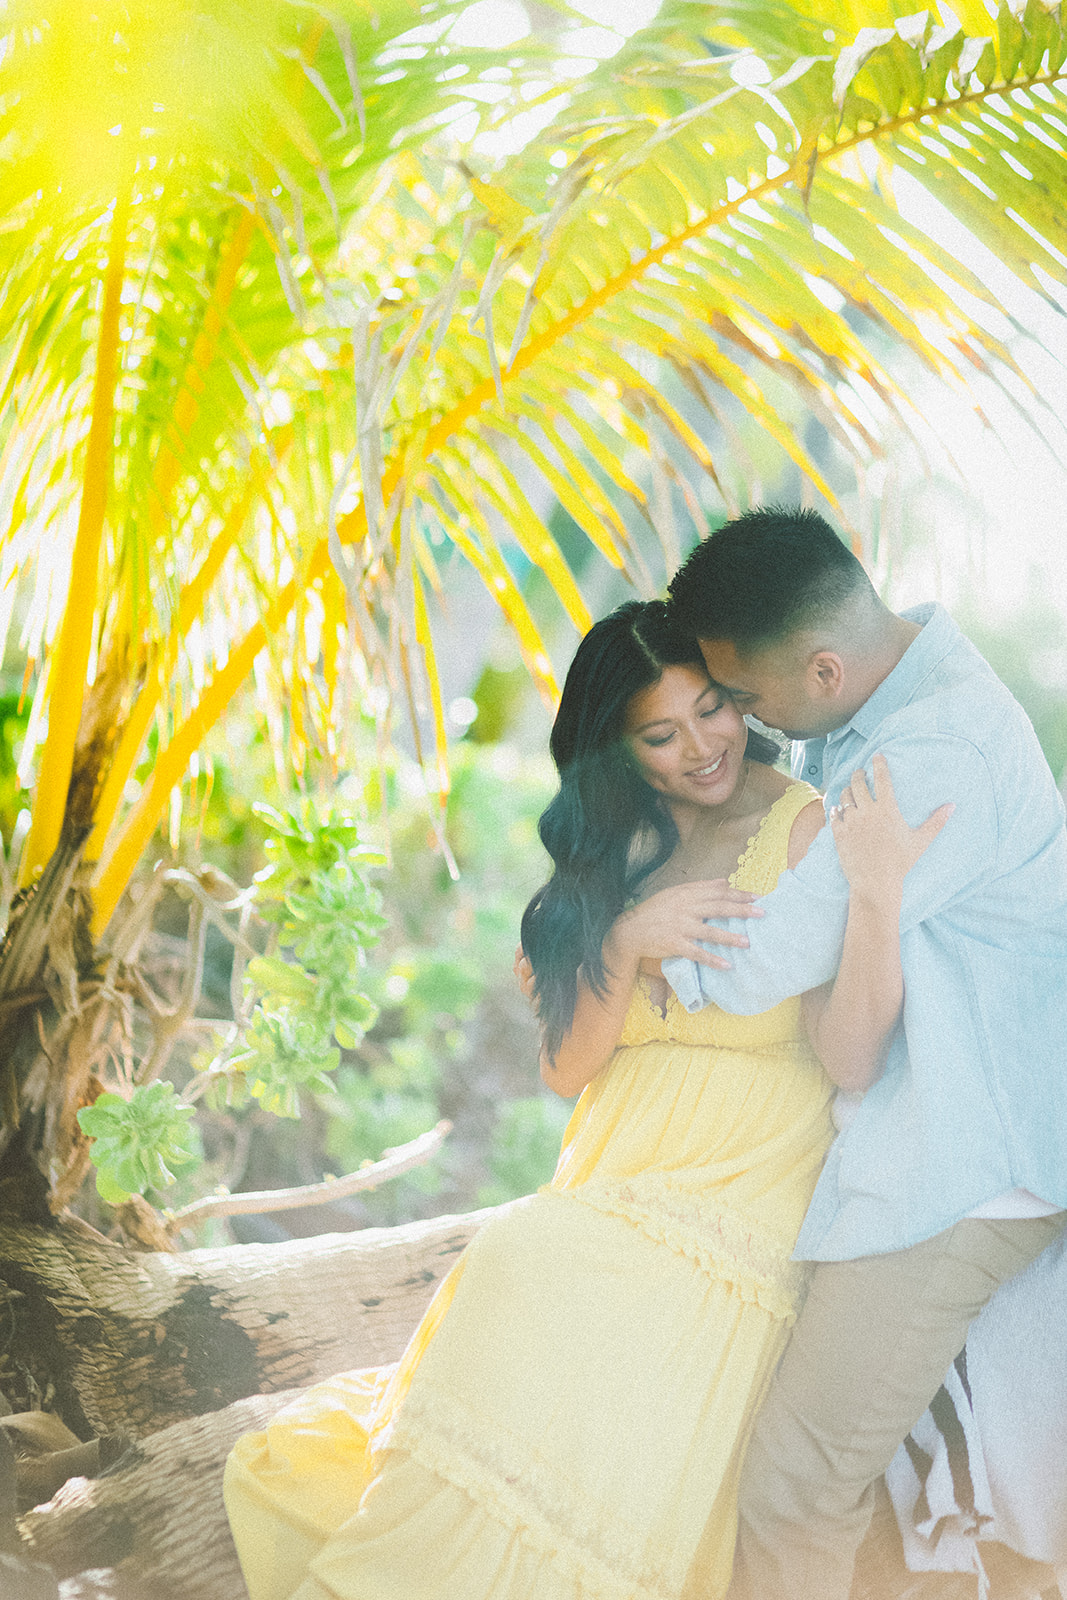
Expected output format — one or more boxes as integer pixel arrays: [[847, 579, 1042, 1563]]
[[826, 602, 959, 747]]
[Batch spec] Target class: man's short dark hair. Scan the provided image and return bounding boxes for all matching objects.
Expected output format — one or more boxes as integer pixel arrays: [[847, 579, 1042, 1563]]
[[667, 505, 871, 651]]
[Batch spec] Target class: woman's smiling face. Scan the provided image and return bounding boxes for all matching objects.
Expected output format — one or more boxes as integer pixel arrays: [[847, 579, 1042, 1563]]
[[624, 664, 749, 812]]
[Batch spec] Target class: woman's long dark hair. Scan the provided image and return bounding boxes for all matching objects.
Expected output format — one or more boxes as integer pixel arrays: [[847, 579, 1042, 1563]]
[[521, 599, 779, 1060]]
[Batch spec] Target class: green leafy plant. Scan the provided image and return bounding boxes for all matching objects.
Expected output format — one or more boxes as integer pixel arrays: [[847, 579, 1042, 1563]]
[[309, 740, 556, 1222], [78, 802, 389, 1200], [77, 1083, 199, 1204], [210, 803, 387, 1116], [477, 1095, 574, 1209], [323, 1037, 445, 1220]]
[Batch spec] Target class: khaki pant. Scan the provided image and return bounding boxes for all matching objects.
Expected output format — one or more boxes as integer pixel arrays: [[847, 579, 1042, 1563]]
[[727, 1212, 1066, 1600]]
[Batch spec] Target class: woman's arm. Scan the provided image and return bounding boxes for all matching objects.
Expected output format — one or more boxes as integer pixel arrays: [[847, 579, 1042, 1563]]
[[521, 880, 764, 1098], [803, 755, 953, 1092]]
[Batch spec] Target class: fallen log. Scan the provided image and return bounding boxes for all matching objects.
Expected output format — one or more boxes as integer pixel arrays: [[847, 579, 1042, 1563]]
[[5, 1205, 1059, 1600], [0, 1207, 497, 1439], [1, 1204, 502, 1599], [21, 1390, 300, 1600]]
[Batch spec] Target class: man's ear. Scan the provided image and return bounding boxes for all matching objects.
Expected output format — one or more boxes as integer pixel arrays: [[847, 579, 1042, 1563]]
[[806, 650, 845, 699]]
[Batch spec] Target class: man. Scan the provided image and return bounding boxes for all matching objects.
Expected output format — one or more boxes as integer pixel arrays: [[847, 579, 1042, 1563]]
[[663, 506, 1067, 1600]]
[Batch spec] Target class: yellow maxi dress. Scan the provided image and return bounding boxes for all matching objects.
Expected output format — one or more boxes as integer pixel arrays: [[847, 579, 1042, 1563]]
[[224, 782, 835, 1600]]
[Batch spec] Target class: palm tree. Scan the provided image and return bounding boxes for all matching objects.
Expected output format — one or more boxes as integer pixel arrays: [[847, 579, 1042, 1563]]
[[0, 0, 1064, 1216], [0, 0, 570, 1220]]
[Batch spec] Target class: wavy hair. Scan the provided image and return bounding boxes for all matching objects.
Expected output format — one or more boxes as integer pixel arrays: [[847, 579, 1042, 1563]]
[[521, 599, 778, 1060]]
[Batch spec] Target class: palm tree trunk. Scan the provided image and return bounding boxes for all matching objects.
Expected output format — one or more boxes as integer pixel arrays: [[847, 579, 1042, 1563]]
[[0, 830, 93, 1224]]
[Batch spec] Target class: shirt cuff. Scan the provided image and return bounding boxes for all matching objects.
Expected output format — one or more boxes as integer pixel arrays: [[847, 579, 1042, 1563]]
[[661, 954, 707, 1013]]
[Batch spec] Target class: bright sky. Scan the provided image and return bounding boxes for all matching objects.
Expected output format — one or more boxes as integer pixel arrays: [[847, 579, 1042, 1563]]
[[449, 0, 662, 46], [449, 0, 663, 153], [888, 173, 1067, 625]]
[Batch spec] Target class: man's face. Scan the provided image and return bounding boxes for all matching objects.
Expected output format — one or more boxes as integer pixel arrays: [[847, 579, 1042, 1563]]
[[697, 637, 844, 741]]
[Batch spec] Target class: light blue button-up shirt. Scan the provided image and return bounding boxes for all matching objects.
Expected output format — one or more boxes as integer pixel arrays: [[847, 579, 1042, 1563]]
[[663, 603, 1067, 1261]]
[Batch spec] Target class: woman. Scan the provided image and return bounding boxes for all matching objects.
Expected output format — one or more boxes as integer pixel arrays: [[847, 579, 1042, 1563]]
[[224, 600, 944, 1600]]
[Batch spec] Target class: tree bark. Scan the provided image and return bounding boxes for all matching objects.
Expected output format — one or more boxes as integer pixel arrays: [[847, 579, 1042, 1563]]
[[0, 831, 95, 1225], [22, 1390, 299, 1600], [0, 1205, 501, 1597], [0, 1207, 497, 1440]]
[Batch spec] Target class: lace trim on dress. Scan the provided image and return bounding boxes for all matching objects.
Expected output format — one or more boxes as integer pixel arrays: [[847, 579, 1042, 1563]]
[[567, 1173, 811, 1323], [385, 1383, 681, 1600], [729, 805, 778, 891], [731, 780, 821, 895], [620, 973, 684, 1042]]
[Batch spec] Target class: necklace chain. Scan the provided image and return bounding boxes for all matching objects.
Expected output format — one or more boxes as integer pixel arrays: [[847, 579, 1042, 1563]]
[[674, 762, 751, 879]]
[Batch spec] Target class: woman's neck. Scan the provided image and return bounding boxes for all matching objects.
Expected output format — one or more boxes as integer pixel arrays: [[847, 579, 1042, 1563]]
[[666, 760, 755, 843], [668, 799, 705, 845]]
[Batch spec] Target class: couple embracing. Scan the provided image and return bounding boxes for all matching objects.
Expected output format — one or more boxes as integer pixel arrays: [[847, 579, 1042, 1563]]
[[225, 507, 1067, 1600]]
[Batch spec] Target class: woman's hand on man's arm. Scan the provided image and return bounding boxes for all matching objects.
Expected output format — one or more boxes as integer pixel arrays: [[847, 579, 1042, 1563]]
[[516, 883, 764, 1100], [607, 881, 763, 970], [829, 757, 954, 907]]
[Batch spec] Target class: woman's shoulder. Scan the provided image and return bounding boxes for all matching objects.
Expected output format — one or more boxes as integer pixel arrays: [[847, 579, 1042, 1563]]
[[735, 769, 824, 880], [784, 787, 825, 869]]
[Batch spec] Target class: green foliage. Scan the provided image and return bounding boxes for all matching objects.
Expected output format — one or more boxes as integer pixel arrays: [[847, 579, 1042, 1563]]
[[343, 0, 1067, 669], [72, 705, 556, 1224], [78, 800, 390, 1198], [250, 801, 388, 1043], [7, 0, 1067, 1234], [0, 0, 575, 917], [221, 802, 387, 1113], [960, 599, 1067, 786], [226, 1009, 344, 1121], [294, 738, 554, 1224], [7, 0, 1067, 929], [0, 692, 30, 843], [402, 957, 484, 1022], [477, 1095, 573, 1209], [322, 1040, 445, 1224], [77, 1083, 199, 1203]]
